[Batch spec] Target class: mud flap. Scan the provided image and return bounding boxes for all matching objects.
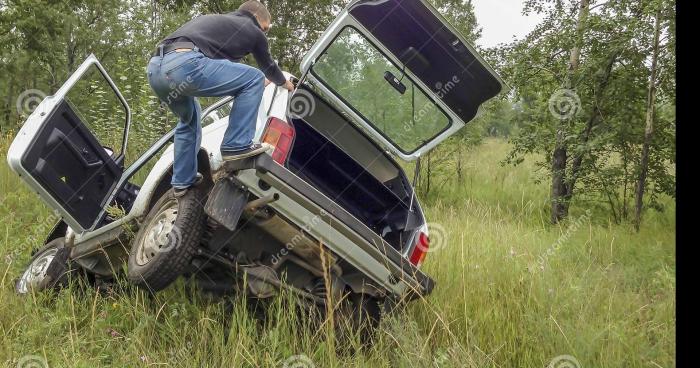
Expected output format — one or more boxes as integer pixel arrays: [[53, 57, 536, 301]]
[[45, 247, 72, 285], [204, 178, 248, 232]]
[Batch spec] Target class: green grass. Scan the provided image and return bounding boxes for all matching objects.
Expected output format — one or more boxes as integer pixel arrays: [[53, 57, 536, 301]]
[[0, 135, 675, 367]]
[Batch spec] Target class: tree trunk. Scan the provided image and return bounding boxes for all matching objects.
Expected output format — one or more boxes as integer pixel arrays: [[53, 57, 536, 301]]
[[564, 49, 620, 205], [152, 0, 159, 41], [551, 0, 589, 223], [622, 149, 629, 220], [551, 145, 568, 222], [4, 74, 14, 126], [66, 27, 76, 76], [456, 142, 463, 184], [425, 151, 432, 195], [634, 9, 662, 231]]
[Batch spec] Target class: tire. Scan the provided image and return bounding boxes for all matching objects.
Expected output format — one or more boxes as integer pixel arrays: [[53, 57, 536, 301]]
[[127, 187, 205, 292], [336, 293, 382, 346], [15, 238, 72, 294]]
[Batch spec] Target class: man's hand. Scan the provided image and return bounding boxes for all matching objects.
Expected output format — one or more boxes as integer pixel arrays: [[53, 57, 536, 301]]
[[265, 79, 293, 91]]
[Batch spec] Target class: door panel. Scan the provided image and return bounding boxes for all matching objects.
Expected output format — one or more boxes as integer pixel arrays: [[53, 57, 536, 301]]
[[7, 54, 130, 232], [20, 99, 122, 229]]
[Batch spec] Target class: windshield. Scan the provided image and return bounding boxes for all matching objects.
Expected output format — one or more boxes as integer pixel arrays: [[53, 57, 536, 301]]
[[311, 27, 451, 154]]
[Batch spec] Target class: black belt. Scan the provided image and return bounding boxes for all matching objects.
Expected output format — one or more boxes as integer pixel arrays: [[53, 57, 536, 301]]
[[152, 41, 197, 57]]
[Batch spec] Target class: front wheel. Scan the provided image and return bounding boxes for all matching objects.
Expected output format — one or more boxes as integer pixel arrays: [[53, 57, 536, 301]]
[[15, 238, 72, 294], [127, 187, 206, 292]]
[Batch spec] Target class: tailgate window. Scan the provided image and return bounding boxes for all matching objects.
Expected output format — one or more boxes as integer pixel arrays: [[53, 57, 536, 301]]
[[311, 27, 451, 154]]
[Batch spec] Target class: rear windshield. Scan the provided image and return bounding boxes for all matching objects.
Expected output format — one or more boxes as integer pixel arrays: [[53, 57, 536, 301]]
[[311, 27, 451, 154]]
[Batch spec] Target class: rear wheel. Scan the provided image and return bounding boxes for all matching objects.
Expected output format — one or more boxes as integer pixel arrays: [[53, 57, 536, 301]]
[[336, 292, 382, 346], [15, 238, 72, 294], [127, 187, 205, 292]]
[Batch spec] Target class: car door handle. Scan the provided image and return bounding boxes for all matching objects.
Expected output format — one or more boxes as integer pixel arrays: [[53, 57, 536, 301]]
[[45, 128, 103, 169]]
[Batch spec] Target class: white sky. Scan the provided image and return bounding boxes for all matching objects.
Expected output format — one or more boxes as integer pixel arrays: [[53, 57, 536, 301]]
[[472, 0, 545, 48]]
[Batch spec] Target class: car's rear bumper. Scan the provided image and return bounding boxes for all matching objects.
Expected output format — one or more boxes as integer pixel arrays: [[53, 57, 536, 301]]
[[226, 154, 435, 299]]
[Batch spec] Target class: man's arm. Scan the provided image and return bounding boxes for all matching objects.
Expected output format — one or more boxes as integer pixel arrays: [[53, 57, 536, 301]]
[[252, 33, 290, 88]]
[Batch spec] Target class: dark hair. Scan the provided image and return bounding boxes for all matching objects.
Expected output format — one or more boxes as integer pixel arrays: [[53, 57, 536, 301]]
[[238, 1, 271, 24]]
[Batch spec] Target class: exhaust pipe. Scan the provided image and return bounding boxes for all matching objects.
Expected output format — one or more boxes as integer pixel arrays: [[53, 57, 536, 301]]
[[245, 193, 280, 211]]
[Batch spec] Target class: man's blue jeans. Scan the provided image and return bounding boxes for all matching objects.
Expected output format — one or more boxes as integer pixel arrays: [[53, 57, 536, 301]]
[[147, 48, 265, 188]]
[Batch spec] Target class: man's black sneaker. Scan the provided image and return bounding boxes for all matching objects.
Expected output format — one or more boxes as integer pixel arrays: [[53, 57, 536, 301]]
[[174, 173, 204, 198], [221, 143, 272, 162]]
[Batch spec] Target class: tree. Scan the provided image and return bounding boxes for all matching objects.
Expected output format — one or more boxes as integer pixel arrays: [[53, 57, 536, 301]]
[[634, 0, 675, 230], [550, 0, 589, 223], [500, 0, 676, 224]]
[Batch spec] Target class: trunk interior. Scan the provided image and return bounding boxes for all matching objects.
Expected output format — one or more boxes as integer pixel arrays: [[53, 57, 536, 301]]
[[286, 87, 423, 251]]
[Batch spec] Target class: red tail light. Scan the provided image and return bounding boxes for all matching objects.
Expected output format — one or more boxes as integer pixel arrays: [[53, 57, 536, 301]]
[[261, 117, 295, 165], [409, 231, 430, 267]]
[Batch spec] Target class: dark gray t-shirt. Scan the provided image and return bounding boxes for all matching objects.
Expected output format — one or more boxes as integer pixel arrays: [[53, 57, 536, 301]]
[[164, 10, 286, 85]]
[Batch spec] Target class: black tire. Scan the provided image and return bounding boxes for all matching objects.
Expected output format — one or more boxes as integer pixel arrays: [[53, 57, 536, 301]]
[[127, 187, 205, 292], [336, 293, 382, 346], [15, 238, 72, 294]]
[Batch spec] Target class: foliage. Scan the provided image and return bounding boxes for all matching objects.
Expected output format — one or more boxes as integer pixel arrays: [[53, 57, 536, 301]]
[[497, 0, 676, 223], [0, 0, 677, 225]]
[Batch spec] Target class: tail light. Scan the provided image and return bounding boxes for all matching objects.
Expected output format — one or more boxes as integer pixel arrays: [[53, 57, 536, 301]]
[[261, 117, 295, 165], [409, 229, 430, 267]]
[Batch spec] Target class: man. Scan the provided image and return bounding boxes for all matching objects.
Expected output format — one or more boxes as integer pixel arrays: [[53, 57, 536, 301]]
[[147, 0, 294, 194]]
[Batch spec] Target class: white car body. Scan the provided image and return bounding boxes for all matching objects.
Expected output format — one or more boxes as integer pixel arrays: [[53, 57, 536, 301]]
[[8, 0, 506, 299]]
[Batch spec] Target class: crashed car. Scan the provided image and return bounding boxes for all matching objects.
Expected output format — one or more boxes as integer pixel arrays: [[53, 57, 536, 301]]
[[7, 0, 503, 334]]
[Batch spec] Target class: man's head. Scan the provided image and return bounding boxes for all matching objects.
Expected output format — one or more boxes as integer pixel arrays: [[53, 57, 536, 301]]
[[239, 1, 272, 33]]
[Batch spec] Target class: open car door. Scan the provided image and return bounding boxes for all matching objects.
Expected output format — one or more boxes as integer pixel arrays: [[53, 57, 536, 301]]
[[7, 54, 131, 233], [300, 0, 506, 161]]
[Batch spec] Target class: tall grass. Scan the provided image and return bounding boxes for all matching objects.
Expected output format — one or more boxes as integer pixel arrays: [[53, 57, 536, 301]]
[[0, 135, 675, 367]]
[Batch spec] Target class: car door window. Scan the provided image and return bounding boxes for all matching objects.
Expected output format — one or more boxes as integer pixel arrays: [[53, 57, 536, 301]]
[[64, 65, 128, 158]]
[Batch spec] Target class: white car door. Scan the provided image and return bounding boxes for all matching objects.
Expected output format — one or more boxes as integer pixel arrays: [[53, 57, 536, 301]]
[[299, 0, 506, 161], [7, 54, 132, 233]]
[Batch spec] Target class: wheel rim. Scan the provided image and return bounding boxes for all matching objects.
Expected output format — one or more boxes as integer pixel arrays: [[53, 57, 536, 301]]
[[135, 199, 179, 266], [16, 248, 59, 294]]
